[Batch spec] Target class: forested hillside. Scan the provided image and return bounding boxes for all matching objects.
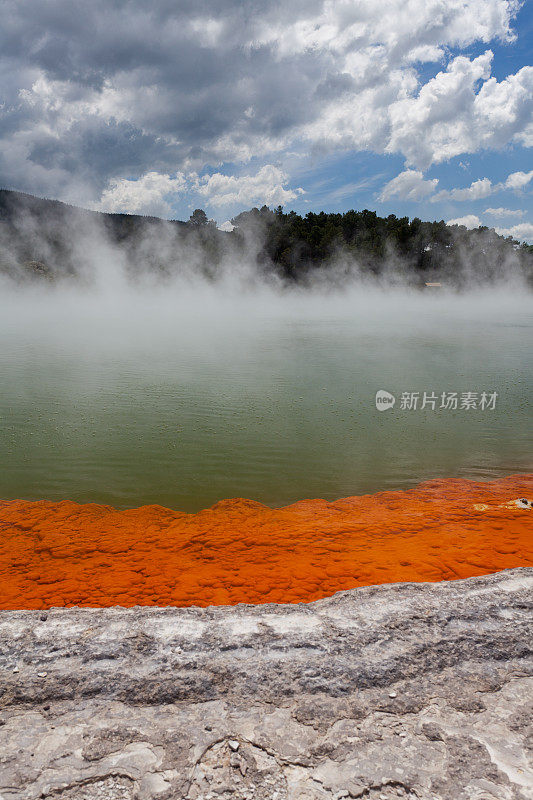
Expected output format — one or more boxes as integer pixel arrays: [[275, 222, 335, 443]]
[[1, 190, 531, 287]]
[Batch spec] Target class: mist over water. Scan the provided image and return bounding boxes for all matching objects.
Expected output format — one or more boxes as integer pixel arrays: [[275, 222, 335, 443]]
[[1, 271, 531, 511]]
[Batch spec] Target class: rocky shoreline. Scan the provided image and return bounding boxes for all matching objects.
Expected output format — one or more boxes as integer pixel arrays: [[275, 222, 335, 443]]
[[0, 568, 532, 799]]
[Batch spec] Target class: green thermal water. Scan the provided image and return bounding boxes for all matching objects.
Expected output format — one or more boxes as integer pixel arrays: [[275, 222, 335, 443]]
[[0, 287, 531, 511]]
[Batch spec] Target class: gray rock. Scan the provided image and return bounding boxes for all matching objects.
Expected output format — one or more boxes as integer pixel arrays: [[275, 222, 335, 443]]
[[0, 568, 531, 799]]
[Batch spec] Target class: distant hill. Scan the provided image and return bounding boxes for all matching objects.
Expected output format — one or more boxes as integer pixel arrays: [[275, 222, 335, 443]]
[[0, 189, 204, 284], [1, 189, 531, 288], [0, 188, 190, 233]]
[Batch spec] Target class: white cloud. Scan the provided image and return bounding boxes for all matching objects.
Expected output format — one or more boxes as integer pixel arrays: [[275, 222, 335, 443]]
[[93, 172, 187, 216], [447, 214, 482, 228], [485, 207, 525, 217], [431, 177, 493, 202], [254, 0, 519, 58], [92, 165, 305, 216], [196, 165, 304, 208], [474, 66, 533, 149], [386, 56, 533, 169], [403, 45, 445, 65], [386, 52, 494, 168], [494, 222, 533, 242], [379, 170, 438, 201], [446, 214, 533, 242], [386, 166, 533, 207], [504, 169, 533, 190], [433, 168, 533, 203]]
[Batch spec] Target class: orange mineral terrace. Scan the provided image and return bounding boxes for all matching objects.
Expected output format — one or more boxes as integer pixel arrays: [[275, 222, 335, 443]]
[[0, 475, 531, 610]]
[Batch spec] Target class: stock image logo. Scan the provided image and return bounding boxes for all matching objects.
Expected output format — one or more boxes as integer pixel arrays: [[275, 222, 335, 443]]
[[375, 390, 396, 410]]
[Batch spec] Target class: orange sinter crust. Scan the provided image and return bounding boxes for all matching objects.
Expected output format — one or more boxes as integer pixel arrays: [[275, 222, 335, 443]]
[[0, 475, 531, 610]]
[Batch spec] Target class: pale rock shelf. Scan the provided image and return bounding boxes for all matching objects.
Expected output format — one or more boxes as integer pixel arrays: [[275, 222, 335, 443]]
[[0, 569, 532, 799]]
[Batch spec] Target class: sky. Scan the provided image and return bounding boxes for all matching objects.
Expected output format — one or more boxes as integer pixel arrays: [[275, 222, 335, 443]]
[[0, 0, 532, 239]]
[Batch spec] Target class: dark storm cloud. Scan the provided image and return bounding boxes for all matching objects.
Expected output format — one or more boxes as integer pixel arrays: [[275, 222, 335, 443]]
[[0, 0, 333, 200]]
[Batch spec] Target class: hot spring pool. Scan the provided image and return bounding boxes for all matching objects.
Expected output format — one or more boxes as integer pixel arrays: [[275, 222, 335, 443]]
[[0, 286, 531, 511]]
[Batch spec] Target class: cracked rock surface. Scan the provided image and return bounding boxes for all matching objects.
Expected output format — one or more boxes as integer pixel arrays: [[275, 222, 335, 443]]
[[0, 568, 532, 799]]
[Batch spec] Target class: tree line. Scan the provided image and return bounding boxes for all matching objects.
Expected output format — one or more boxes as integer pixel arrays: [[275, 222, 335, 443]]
[[227, 205, 533, 286]]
